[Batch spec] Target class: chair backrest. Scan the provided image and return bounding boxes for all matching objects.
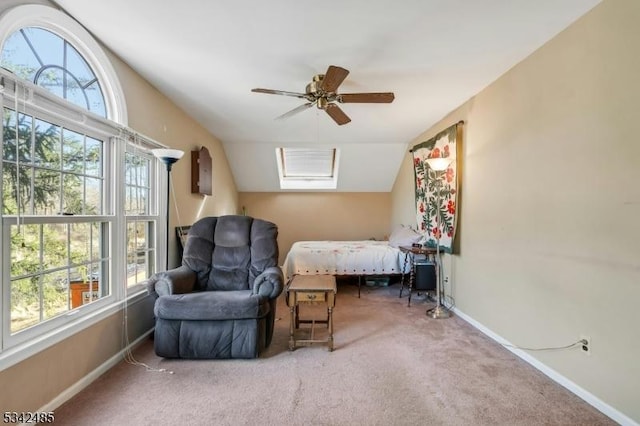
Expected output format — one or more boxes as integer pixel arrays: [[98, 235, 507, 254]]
[[181, 215, 279, 291]]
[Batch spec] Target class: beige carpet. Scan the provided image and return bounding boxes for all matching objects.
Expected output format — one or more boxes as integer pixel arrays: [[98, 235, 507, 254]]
[[54, 279, 614, 426]]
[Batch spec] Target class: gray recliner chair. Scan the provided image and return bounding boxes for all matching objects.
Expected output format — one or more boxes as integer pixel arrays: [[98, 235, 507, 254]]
[[146, 215, 284, 359]]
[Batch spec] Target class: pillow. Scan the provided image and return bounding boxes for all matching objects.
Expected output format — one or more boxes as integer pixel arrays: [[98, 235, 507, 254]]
[[388, 225, 422, 248]]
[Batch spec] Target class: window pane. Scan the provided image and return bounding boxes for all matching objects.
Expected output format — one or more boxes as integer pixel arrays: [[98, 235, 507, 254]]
[[62, 129, 84, 172], [70, 223, 90, 265], [85, 177, 102, 214], [22, 28, 63, 68], [65, 42, 94, 87], [33, 168, 60, 215], [2, 165, 17, 214], [90, 222, 101, 261], [0, 31, 39, 82], [85, 137, 102, 177], [11, 277, 40, 333], [42, 223, 68, 269], [65, 71, 88, 110], [69, 267, 99, 308], [124, 186, 138, 215], [125, 152, 139, 185], [139, 159, 149, 187], [2, 110, 33, 163], [62, 173, 82, 215], [85, 81, 106, 117], [16, 113, 33, 163], [11, 224, 41, 278], [125, 154, 134, 185], [127, 221, 154, 287], [34, 119, 61, 168], [139, 187, 149, 215], [2, 108, 16, 161], [126, 222, 136, 264], [124, 186, 132, 213], [92, 259, 109, 298], [37, 66, 64, 99], [125, 152, 151, 215], [42, 270, 69, 320]]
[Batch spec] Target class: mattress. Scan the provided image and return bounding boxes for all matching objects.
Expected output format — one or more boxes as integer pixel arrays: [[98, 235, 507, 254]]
[[281, 240, 409, 281]]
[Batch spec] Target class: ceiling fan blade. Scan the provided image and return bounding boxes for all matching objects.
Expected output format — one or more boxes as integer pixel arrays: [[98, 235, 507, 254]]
[[275, 102, 315, 120], [320, 65, 349, 93], [325, 104, 351, 125], [339, 92, 395, 103], [252, 88, 309, 99]]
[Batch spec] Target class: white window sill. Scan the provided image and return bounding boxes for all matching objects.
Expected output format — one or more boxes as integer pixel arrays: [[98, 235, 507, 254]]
[[0, 290, 150, 372]]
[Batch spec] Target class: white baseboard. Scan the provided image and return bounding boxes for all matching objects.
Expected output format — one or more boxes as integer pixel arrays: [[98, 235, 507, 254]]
[[38, 329, 153, 413], [452, 307, 638, 426]]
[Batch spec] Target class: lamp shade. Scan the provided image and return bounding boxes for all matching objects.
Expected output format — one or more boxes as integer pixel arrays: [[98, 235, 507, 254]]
[[425, 157, 452, 171], [151, 148, 184, 164]]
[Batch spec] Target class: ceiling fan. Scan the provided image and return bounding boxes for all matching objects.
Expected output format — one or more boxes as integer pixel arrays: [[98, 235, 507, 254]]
[[251, 65, 394, 125]]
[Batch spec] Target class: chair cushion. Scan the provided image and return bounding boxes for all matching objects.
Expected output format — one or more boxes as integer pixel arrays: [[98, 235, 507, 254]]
[[181, 216, 279, 292], [154, 290, 270, 321]]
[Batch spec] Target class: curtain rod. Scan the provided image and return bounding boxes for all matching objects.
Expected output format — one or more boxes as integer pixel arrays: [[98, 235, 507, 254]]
[[408, 120, 464, 153], [1, 71, 165, 149]]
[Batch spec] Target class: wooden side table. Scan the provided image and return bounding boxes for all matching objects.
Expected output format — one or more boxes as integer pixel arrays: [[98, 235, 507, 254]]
[[286, 275, 337, 351], [398, 245, 436, 306]]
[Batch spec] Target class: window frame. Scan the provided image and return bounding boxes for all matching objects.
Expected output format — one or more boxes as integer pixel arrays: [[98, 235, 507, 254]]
[[276, 147, 341, 190], [0, 5, 166, 370], [124, 143, 160, 293], [0, 82, 122, 352]]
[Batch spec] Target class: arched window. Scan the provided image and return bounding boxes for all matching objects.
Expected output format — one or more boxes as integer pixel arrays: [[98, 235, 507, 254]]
[[0, 4, 127, 124], [2, 27, 107, 116]]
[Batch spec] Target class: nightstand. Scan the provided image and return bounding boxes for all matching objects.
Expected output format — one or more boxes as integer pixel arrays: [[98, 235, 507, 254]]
[[398, 245, 437, 306]]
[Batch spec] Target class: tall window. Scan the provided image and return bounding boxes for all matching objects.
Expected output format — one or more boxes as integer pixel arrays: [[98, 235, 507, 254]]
[[125, 148, 157, 288], [2, 106, 109, 336], [0, 5, 161, 357]]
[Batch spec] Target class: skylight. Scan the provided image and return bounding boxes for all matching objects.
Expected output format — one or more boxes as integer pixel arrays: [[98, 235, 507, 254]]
[[276, 147, 340, 190]]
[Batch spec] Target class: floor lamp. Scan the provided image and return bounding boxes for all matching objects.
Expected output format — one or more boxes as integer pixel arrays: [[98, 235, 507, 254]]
[[425, 157, 452, 319], [151, 148, 184, 270]]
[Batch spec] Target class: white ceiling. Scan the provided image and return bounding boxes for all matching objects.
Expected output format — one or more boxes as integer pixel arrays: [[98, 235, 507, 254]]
[[53, 0, 600, 192]]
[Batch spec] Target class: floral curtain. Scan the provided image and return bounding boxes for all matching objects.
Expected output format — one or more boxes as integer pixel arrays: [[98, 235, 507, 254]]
[[412, 122, 462, 253]]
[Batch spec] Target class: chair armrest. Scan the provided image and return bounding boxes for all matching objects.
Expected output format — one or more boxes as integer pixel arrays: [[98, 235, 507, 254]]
[[252, 266, 284, 299], [146, 265, 197, 299]]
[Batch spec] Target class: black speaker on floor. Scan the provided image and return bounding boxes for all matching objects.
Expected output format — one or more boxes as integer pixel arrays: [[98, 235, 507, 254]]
[[414, 260, 436, 291]]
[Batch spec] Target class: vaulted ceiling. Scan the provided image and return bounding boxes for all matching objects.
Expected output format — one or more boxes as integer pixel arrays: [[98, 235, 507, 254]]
[[53, 0, 601, 191]]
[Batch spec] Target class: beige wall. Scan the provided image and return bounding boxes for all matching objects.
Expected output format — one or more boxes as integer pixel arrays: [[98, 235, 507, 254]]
[[239, 192, 392, 265], [392, 0, 639, 422], [112, 52, 239, 269], [0, 0, 239, 412]]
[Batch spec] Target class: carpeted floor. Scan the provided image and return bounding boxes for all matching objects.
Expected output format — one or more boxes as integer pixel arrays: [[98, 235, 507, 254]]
[[53, 279, 615, 425]]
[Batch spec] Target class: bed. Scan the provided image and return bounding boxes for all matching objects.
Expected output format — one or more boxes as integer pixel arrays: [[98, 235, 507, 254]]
[[281, 240, 412, 295]]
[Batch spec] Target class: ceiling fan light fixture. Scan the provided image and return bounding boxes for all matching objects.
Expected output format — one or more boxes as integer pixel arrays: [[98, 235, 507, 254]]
[[251, 65, 394, 125]]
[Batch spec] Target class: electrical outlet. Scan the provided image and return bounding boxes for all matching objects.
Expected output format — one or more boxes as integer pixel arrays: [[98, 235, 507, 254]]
[[580, 335, 591, 355]]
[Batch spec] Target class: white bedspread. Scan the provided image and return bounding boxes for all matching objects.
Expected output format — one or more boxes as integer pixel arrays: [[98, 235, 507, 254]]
[[281, 240, 409, 281]]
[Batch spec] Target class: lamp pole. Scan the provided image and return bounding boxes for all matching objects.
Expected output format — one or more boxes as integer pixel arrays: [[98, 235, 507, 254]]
[[151, 149, 184, 270], [424, 157, 452, 319]]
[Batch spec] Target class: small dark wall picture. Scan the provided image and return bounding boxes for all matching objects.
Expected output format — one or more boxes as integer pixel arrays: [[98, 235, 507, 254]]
[[191, 146, 212, 195]]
